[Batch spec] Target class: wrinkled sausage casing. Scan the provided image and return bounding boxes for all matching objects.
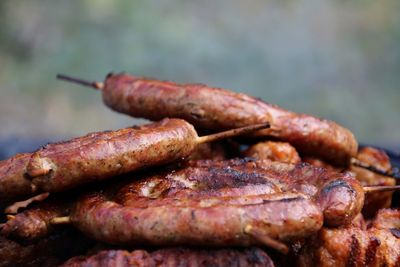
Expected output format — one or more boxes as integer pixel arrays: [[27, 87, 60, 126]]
[[28, 118, 197, 192], [0, 118, 198, 204], [102, 73, 357, 166], [71, 191, 323, 246]]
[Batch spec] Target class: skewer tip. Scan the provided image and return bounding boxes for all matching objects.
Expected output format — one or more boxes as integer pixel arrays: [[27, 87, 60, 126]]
[[6, 215, 16, 221], [50, 216, 71, 224], [57, 74, 104, 90]]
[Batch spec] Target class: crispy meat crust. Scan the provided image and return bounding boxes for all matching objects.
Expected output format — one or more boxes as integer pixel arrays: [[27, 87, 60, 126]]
[[102, 73, 357, 166], [60, 247, 275, 267]]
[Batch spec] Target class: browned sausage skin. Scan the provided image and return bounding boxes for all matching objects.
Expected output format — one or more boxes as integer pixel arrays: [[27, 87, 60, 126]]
[[70, 191, 323, 247], [0, 153, 34, 205], [102, 73, 357, 166], [27, 118, 198, 193], [350, 147, 395, 218]]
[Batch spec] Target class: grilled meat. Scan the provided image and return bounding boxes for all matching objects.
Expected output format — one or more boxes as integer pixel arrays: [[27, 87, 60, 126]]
[[350, 147, 395, 218], [299, 208, 400, 267]]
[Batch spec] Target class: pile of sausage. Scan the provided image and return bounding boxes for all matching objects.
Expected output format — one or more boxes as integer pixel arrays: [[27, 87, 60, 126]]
[[0, 73, 398, 267]]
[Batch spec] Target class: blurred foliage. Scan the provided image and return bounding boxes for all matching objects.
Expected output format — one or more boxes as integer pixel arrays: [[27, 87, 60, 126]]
[[0, 0, 399, 149]]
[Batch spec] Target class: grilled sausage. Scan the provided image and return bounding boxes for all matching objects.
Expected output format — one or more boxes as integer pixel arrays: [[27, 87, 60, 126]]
[[1, 197, 71, 241], [1, 119, 266, 205], [60, 247, 275, 267], [99, 73, 357, 166], [350, 147, 395, 218], [3, 158, 363, 241], [70, 191, 323, 247], [298, 227, 400, 267], [26, 118, 198, 192], [369, 208, 400, 229], [242, 141, 301, 164]]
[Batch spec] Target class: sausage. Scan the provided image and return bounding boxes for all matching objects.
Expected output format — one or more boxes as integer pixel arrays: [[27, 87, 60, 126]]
[[242, 141, 301, 164], [1, 118, 267, 204], [59, 247, 275, 267], [298, 227, 400, 267], [126, 157, 364, 226], [26, 118, 198, 192], [350, 147, 395, 218], [70, 191, 323, 247], [1, 197, 71, 241], [99, 73, 358, 166]]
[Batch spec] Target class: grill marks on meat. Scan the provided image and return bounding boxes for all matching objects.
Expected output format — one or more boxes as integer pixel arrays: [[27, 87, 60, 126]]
[[299, 208, 400, 267], [60, 247, 275, 267], [102, 73, 358, 166], [299, 227, 400, 267]]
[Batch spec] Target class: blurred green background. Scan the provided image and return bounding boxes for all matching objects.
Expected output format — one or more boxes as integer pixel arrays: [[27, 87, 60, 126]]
[[0, 0, 399, 152]]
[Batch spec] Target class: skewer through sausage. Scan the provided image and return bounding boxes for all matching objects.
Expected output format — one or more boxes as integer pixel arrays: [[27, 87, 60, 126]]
[[0, 118, 269, 205], [57, 73, 358, 167]]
